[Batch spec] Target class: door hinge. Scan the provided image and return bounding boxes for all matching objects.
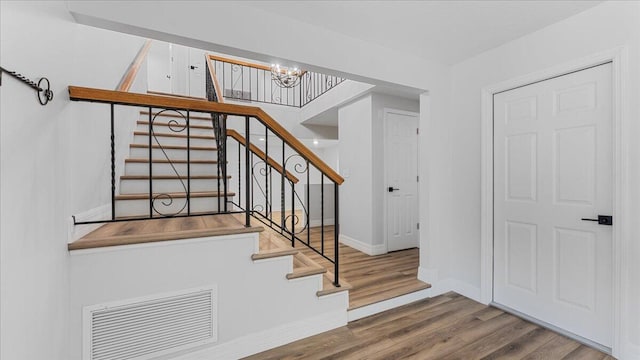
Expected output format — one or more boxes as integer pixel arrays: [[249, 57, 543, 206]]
[[416, 128, 419, 135], [417, 175, 419, 182], [417, 223, 420, 230]]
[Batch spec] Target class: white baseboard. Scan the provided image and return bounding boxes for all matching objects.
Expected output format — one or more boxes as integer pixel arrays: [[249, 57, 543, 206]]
[[449, 279, 482, 303], [68, 203, 112, 243], [348, 288, 432, 321], [339, 234, 386, 256], [416, 267, 483, 303], [171, 310, 347, 360], [309, 218, 335, 227]]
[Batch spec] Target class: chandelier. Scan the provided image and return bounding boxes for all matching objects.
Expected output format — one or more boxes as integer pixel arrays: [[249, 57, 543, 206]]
[[271, 64, 303, 88]]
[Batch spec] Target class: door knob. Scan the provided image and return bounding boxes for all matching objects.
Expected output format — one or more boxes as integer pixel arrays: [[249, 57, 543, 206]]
[[388, 187, 399, 192], [581, 215, 613, 225]]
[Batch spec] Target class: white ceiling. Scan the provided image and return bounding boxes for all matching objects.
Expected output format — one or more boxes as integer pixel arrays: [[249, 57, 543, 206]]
[[243, 1, 602, 65]]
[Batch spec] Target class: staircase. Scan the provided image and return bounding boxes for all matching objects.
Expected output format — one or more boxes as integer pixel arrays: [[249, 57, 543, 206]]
[[115, 110, 231, 218]]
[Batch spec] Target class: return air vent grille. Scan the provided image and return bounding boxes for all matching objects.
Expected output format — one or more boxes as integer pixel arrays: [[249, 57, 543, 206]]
[[83, 287, 217, 360]]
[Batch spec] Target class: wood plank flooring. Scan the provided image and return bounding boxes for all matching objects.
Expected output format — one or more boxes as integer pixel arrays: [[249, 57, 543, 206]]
[[244, 292, 613, 360], [69, 214, 262, 250]]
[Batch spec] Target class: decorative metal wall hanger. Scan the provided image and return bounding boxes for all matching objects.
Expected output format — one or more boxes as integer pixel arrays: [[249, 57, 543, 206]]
[[0, 66, 54, 105]]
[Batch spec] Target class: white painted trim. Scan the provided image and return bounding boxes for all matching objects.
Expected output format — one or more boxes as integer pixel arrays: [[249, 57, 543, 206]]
[[348, 288, 431, 321], [171, 310, 347, 360], [68, 203, 112, 243], [382, 108, 420, 253], [339, 234, 386, 256], [480, 46, 629, 357]]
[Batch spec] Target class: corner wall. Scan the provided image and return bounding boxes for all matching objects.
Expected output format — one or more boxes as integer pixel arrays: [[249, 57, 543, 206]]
[[448, 1, 640, 356], [1, 2, 147, 360]]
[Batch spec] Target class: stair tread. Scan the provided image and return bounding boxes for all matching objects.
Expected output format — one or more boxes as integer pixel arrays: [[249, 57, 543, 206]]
[[317, 271, 353, 297], [115, 191, 235, 200], [120, 175, 230, 180], [134, 131, 216, 140], [130, 143, 217, 151], [141, 110, 212, 121], [69, 214, 262, 251], [125, 158, 219, 164], [252, 247, 298, 260], [138, 120, 214, 130]]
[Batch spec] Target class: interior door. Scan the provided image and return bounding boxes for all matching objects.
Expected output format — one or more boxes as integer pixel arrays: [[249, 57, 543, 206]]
[[147, 41, 172, 93], [386, 110, 419, 252], [188, 48, 206, 98], [493, 63, 613, 347]]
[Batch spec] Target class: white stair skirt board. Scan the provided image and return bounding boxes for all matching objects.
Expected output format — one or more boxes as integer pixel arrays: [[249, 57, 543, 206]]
[[348, 288, 432, 322], [125, 162, 218, 177], [130, 147, 217, 161], [120, 178, 222, 194], [115, 196, 227, 217], [339, 234, 386, 256], [170, 310, 347, 360]]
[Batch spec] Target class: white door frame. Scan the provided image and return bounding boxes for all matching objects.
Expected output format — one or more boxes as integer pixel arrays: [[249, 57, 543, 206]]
[[480, 47, 629, 357], [383, 108, 420, 252]]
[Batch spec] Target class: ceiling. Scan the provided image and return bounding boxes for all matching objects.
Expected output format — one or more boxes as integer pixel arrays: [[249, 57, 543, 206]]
[[243, 1, 602, 65]]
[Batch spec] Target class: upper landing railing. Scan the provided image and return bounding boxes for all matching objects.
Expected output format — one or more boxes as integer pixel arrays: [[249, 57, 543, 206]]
[[208, 54, 345, 108]]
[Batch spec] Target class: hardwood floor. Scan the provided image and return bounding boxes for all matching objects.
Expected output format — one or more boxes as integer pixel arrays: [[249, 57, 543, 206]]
[[244, 292, 613, 360]]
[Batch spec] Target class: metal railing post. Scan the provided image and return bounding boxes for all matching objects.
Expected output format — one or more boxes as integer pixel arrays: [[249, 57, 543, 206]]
[[244, 116, 251, 227], [334, 183, 340, 287]]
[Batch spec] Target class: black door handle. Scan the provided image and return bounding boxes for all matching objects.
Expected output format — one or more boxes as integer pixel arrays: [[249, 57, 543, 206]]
[[190, 65, 198, 70], [388, 187, 399, 192], [581, 215, 613, 225]]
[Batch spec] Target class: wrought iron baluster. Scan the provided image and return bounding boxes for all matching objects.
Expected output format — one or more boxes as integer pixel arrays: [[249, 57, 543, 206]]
[[291, 179, 295, 247], [148, 108, 153, 218], [244, 116, 251, 227], [187, 111, 191, 215], [110, 104, 115, 220], [306, 161, 310, 246], [321, 175, 324, 255], [281, 140, 285, 235], [334, 183, 340, 287]]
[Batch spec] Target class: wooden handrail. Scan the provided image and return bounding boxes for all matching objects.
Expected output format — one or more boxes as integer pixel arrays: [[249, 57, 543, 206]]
[[117, 39, 153, 92], [205, 54, 225, 104], [68, 86, 344, 185], [208, 54, 307, 76], [227, 130, 299, 184], [208, 54, 272, 72]]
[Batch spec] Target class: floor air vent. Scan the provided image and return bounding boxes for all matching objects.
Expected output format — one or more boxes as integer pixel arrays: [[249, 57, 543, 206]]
[[83, 287, 217, 360]]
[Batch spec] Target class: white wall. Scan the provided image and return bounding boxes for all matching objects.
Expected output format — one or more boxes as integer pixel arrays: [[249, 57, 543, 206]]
[[69, 234, 346, 360], [1, 2, 147, 360], [337, 95, 373, 248], [448, 1, 640, 356]]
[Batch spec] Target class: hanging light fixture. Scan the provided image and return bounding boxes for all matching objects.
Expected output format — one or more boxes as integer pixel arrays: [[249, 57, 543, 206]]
[[271, 63, 303, 88]]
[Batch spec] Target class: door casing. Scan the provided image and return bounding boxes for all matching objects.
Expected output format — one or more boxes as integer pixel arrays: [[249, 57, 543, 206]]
[[480, 47, 629, 357]]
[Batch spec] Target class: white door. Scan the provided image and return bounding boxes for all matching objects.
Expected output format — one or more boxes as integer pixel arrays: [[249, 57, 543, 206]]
[[385, 110, 419, 252], [171, 44, 189, 96], [494, 63, 613, 347], [147, 41, 172, 93], [188, 48, 205, 98]]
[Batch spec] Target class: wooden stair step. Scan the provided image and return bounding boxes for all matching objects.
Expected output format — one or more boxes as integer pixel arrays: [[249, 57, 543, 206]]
[[69, 214, 262, 251], [252, 247, 298, 260], [138, 121, 214, 130], [130, 144, 217, 151], [317, 271, 352, 297], [141, 110, 211, 121], [287, 253, 327, 279], [125, 158, 219, 164], [134, 131, 215, 140], [115, 191, 234, 201], [120, 175, 230, 180]]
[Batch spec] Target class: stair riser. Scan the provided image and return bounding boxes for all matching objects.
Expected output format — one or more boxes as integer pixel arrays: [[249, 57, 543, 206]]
[[139, 114, 213, 126], [124, 162, 219, 177], [120, 178, 224, 194], [115, 197, 229, 217], [130, 147, 217, 161], [132, 134, 215, 148], [136, 125, 216, 138]]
